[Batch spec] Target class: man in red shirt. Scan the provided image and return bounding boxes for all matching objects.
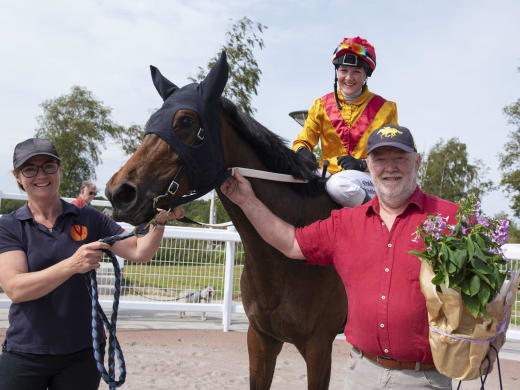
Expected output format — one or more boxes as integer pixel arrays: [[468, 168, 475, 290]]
[[220, 125, 458, 388], [70, 180, 97, 208]]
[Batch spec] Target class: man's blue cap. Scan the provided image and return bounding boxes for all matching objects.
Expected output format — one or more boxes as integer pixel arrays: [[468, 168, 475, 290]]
[[366, 125, 417, 155]]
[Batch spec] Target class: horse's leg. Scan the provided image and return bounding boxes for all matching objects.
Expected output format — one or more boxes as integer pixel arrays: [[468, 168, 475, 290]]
[[297, 335, 335, 390], [247, 325, 283, 390]]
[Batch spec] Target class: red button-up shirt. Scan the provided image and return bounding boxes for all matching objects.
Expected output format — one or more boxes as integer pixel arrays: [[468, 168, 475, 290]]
[[295, 187, 458, 363]]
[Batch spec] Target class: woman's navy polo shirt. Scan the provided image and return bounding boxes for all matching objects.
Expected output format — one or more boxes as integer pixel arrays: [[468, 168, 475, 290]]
[[0, 200, 122, 354]]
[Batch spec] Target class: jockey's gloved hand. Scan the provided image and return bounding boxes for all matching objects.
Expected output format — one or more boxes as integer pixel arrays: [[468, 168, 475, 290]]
[[296, 147, 317, 164], [337, 155, 367, 172]]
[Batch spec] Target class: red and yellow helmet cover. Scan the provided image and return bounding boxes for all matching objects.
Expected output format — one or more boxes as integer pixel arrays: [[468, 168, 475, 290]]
[[332, 36, 376, 72]]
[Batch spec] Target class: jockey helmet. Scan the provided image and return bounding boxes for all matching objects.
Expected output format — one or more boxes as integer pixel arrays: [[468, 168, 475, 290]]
[[332, 37, 376, 77]]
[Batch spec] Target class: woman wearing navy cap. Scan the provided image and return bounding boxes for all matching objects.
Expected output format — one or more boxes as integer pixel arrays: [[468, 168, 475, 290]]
[[0, 138, 182, 390]]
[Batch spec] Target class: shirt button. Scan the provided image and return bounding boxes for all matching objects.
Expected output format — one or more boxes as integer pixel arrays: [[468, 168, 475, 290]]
[[381, 295, 386, 300], [385, 268, 390, 272], [387, 243, 392, 248], [380, 323, 385, 328], [384, 348, 389, 353]]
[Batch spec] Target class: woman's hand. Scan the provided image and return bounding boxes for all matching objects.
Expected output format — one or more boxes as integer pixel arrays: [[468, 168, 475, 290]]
[[68, 241, 112, 274], [153, 207, 185, 226]]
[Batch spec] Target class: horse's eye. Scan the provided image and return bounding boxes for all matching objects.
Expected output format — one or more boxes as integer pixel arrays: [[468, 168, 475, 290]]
[[180, 116, 194, 128]]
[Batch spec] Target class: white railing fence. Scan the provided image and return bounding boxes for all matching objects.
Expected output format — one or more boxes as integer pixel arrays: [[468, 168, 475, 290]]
[[0, 192, 519, 338]]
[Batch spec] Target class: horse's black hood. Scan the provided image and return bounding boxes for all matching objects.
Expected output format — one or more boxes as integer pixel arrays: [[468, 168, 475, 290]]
[[145, 51, 230, 205]]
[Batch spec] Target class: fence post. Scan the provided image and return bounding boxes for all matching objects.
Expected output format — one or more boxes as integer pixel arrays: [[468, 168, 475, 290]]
[[222, 226, 236, 332]]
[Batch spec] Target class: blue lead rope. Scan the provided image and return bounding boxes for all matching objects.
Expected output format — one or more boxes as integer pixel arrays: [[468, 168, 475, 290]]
[[85, 226, 149, 390]]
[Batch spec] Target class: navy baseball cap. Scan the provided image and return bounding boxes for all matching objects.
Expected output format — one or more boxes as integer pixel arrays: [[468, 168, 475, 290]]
[[366, 125, 417, 155], [13, 138, 61, 169]]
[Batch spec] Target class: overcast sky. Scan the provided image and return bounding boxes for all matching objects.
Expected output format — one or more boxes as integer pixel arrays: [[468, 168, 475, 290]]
[[1, 0, 519, 218]]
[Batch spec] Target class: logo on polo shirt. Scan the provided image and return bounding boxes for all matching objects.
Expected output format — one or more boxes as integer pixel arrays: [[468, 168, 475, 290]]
[[70, 225, 88, 241], [377, 126, 403, 138]]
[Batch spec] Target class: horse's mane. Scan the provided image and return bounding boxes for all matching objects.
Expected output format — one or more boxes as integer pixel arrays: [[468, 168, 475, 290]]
[[220, 98, 326, 196]]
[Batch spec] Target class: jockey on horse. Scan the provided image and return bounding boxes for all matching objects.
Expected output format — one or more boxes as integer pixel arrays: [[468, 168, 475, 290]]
[[292, 36, 399, 207]]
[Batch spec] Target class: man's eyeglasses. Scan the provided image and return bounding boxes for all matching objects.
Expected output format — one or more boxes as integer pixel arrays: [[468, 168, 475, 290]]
[[89, 191, 97, 196], [20, 162, 59, 178]]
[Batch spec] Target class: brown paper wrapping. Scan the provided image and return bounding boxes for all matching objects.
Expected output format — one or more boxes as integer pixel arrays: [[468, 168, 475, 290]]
[[419, 261, 520, 380]]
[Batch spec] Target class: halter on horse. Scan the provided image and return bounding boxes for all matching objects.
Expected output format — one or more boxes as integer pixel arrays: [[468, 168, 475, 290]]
[[105, 52, 347, 390]]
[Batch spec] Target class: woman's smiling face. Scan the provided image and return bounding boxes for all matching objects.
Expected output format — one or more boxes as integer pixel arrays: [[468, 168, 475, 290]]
[[337, 65, 367, 97], [16, 155, 62, 199]]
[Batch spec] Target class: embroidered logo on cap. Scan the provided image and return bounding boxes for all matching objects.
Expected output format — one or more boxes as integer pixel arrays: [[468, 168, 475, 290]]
[[70, 225, 88, 241], [377, 126, 403, 138]]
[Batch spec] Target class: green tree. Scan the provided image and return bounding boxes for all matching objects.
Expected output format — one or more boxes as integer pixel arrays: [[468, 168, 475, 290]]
[[35, 86, 131, 196], [499, 71, 520, 217], [418, 137, 494, 202], [168, 197, 229, 227], [121, 17, 267, 155], [190, 16, 267, 116]]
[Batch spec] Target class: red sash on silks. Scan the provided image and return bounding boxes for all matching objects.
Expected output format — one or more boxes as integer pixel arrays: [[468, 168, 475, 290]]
[[322, 92, 386, 154]]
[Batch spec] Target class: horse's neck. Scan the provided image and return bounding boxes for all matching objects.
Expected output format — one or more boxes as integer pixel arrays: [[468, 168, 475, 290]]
[[220, 119, 338, 227]]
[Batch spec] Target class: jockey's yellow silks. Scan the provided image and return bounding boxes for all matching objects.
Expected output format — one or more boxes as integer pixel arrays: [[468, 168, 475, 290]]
[[292, 88, 398, 174]]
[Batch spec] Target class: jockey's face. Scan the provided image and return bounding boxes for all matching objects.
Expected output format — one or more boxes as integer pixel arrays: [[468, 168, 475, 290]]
[[337, 65, 366, 97]]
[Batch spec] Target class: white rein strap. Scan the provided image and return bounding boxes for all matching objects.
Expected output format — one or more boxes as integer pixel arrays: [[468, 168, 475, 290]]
[[180, 167, 307, 229], [230, 167, 308, 184]]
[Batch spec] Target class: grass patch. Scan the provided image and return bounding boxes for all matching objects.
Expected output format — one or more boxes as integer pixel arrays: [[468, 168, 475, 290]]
[[121, 264, 244, 301]]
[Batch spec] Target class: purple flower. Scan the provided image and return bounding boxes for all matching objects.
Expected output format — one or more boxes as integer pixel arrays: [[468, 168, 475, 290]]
[[476, 214, 489, 227], [424, 220, 435, 234]]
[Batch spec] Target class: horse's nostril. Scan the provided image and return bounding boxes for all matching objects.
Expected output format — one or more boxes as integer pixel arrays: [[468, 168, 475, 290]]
[[112, 183, 137, 209]]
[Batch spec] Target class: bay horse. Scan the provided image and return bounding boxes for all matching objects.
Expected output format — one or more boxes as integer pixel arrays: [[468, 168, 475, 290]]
[[105, 52, 347, 389]]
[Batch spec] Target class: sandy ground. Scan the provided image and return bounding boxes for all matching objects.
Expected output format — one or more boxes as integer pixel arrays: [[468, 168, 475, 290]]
[[1, 309, 519, 389], [91, 329, 518, 390]]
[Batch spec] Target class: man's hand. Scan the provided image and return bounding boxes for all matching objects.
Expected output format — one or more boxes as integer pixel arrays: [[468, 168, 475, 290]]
[[479, 334, 505, 376], [296, 147, 317, 165], [220, 170, 255, 207], [337, 155, 367, 171]]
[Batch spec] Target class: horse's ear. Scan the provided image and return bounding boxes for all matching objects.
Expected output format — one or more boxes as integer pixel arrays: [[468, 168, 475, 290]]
[[150, 65, 178, 101], [200, 51, 229, 101]]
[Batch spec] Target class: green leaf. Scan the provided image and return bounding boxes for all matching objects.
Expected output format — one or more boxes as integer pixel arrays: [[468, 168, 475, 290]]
[[474, 270, 492, 287], [450, 249, 467, 269], [478, 283, 491, 306], [462, 293, 480, 318], [449, 270, 466, 287], [471, 257, 494, 274], [461, 279, 471, 295], [447, 262, 457, 274], [474, 234, 486, 249], [408, 250, 429, 261], [439, 243, 449, 262], [469, 274, 480, 296], [466, 236, 475, 260], [431, 272, 445, 286]]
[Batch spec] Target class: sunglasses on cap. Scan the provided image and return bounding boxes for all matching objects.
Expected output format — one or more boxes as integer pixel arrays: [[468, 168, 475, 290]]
[[334, 42, 367, 57]]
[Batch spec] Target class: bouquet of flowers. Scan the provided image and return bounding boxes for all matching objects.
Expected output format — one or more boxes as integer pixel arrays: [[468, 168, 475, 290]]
[[409, 195, 519, 380], [409, 194, 510, 319]]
